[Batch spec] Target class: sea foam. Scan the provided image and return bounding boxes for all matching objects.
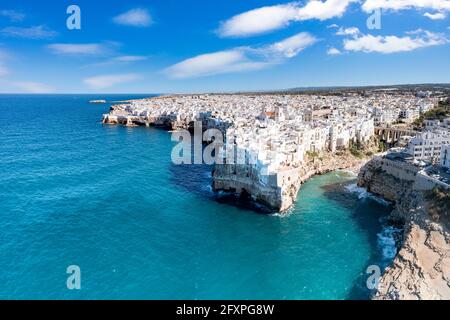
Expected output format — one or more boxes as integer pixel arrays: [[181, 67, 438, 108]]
[[345, 183, 391, 206], [377, 222, 403, 261]]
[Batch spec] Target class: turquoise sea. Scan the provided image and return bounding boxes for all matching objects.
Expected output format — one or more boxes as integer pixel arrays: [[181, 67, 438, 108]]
[[0, 95, 398, 299]]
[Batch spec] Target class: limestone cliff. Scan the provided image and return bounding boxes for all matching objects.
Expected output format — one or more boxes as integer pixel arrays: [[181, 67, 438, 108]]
[[358, 158, 411, 203], [375, 222, 450, 300], [358, 159, 450, 300], [213, 149, 370, 213]]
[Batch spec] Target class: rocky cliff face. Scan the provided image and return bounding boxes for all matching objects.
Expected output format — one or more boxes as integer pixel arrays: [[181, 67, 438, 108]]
[[212, 168, 287, 212], [357, 157, 411, 203], [213, 151, 369, 213], [358, 159, 450, 300], [375, 222, 450, 300]]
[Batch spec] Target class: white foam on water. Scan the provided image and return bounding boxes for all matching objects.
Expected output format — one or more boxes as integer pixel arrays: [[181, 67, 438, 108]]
[[377, 224, 402, 260], [202, 185, 213, 194], [337, 169, 357, 177], [216, 190, 227, 197], [271, 207, 294, 218], [345, 183, 370, 199], [345, 183, 391, 206], [204, 172, 212, 179]]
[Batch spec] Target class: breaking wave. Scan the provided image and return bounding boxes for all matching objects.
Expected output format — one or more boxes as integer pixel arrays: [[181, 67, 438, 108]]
[[345, 183, 391, 206], [336, 169, 357, 177], [377, 219, 403, 261], [202, 184, 213, 194]]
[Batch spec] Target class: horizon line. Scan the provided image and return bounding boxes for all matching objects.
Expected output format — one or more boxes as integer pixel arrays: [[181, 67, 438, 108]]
[[0, 82, 449, 95]]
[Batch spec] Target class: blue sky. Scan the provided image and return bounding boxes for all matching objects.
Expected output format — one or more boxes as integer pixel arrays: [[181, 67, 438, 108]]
[[0, 0, 449, 93]]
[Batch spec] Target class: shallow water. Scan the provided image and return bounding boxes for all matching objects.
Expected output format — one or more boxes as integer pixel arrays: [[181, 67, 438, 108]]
[[0, 95, 395, 299]]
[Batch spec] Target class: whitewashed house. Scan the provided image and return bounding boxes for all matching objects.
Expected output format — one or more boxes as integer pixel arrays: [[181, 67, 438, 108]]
[[440, 145, 450, 169], [407, 131, 450, 163]]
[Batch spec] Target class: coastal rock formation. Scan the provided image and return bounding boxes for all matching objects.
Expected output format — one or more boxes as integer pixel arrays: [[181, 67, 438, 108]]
[[213, 166, 298, 212], [358, 158, 409, 202], [358, 159, 450, 300], [103, 95, 379, 213], [214, 149, 371, 213], [375, 222, 450, 300]]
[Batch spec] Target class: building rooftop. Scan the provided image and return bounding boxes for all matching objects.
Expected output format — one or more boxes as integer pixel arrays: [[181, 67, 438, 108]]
[[424, 166, 450, 185], [384, 152, 415, 162]]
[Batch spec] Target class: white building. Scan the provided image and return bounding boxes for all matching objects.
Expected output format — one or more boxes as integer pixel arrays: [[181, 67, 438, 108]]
[[373, 107, 396, 125], [425, 118, 450, 131], [424, 119, 441, 130], [407, 131, 450, 163], [356, 118, 375, 143], [399, 108, 419, 123], [440, 145, 450, 169]]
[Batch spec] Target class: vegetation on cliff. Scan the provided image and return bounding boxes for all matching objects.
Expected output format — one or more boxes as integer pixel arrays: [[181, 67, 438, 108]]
[[425, 187, 450, 228], [305, 151, 320, 160], [413, 101, 450, 128], [349, 145, 364, 159], [348, 137, 385, 159]]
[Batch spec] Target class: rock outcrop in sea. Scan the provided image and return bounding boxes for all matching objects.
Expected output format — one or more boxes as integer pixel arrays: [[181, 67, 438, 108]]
[[358, 159, 450, 300]]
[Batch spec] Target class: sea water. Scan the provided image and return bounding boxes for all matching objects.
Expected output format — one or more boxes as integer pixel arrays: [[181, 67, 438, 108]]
[[0, 95, 396, 299]]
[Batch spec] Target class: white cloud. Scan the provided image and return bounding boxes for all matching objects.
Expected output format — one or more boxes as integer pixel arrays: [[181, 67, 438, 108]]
[[267, 32, 318, 58], [343, 30, 448, 53], [113, 8, 152, 27], [327, 47, 342, 55], [336, 26, 360, 36], [0, 10, 25, 22], [13, 81, 55, 93], [165, 50, 267, 79], [424, 12, 447, 19], [1, 25, 58, 39], [218, 3, 299, 37], [362, 0, 450, 12], [218, 0, 357, 37], [112, 55, 148, 62], [47, 43, 107, 56], [81, 55, 148, 69], [405, 28, 427, 35], [296, 0, 357, 20], [165, 32, 317, 78], [84, 74, 141, 89]]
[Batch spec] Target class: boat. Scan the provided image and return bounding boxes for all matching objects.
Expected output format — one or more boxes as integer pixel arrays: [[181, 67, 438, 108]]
[[89, 100, 107, 104]]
